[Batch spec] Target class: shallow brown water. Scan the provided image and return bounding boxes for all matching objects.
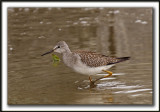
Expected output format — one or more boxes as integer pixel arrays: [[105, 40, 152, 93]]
[[8, 8, 152, 104]]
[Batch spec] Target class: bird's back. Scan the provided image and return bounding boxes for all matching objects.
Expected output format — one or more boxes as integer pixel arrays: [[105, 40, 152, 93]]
[[73, 50, 130, 67]]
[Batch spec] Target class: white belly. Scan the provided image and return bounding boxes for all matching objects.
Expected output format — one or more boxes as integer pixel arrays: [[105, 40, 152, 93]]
[[73, 62, 114, 75], [62, 52, 114, 75]]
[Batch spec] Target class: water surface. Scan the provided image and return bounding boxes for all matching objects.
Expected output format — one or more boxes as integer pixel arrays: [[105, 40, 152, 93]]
[[8, 8, 152, 104]]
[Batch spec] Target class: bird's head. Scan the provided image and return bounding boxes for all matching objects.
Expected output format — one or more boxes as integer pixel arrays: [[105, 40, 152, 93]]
[[53, 41, 69, 53], [41, 41, 70, 56]]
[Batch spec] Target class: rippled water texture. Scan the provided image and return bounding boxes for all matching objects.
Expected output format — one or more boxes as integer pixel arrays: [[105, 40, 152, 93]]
[[8, 8, 152, 104]]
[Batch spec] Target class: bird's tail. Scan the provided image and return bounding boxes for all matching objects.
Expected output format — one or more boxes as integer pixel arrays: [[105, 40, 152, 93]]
[[107, 56, 130, 65], [117, 57, 130, 62]]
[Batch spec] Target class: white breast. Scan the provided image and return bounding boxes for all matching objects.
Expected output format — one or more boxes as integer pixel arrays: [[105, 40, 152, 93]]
[[73, 59, 114, 75], [62, 52, 114, 75]]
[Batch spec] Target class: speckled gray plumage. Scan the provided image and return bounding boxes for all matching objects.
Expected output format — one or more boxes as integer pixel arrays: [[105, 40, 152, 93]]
[[74, 50, 130, 67], [41, 41, 130, 75], [42, 40, 130, 68]]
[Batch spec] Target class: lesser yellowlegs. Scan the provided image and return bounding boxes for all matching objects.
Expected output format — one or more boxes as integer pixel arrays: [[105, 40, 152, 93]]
[[41, 41, 130, 87]]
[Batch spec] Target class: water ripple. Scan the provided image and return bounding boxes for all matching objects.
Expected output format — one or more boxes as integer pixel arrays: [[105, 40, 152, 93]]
[[114, 88, 152, 94]]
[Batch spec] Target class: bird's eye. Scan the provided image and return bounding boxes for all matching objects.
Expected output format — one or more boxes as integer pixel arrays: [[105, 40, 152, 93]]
[[57, 46, 60, 48]]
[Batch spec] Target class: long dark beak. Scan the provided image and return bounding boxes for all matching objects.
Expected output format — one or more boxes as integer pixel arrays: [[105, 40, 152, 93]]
[[41, 49, 54, 56]]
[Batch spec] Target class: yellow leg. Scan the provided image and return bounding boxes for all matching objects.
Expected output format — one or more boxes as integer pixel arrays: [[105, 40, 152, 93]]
[[89, 76, 96, 88], [102, 70, 113, 78], [88, 71, 112, 88], [89, 76, 92, 82]]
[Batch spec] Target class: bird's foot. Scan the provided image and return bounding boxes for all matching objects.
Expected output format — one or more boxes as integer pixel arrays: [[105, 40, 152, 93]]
[[88, 71, 112, 88], [89, 76, 96, 88]]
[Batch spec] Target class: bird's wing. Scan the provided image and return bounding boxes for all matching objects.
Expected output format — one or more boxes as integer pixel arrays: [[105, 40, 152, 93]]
[[73, 50, 123, 67]]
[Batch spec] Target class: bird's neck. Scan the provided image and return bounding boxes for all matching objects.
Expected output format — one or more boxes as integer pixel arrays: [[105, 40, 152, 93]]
[[62, 50, 74, 68], [62, 48, 72, 55]]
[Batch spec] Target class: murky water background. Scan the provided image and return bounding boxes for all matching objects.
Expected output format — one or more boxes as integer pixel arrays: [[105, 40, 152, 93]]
[[8, 8, 152, 104]]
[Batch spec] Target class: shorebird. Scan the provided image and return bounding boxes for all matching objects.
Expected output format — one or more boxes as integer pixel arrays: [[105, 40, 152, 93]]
[[41, 41, 130, 87]]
